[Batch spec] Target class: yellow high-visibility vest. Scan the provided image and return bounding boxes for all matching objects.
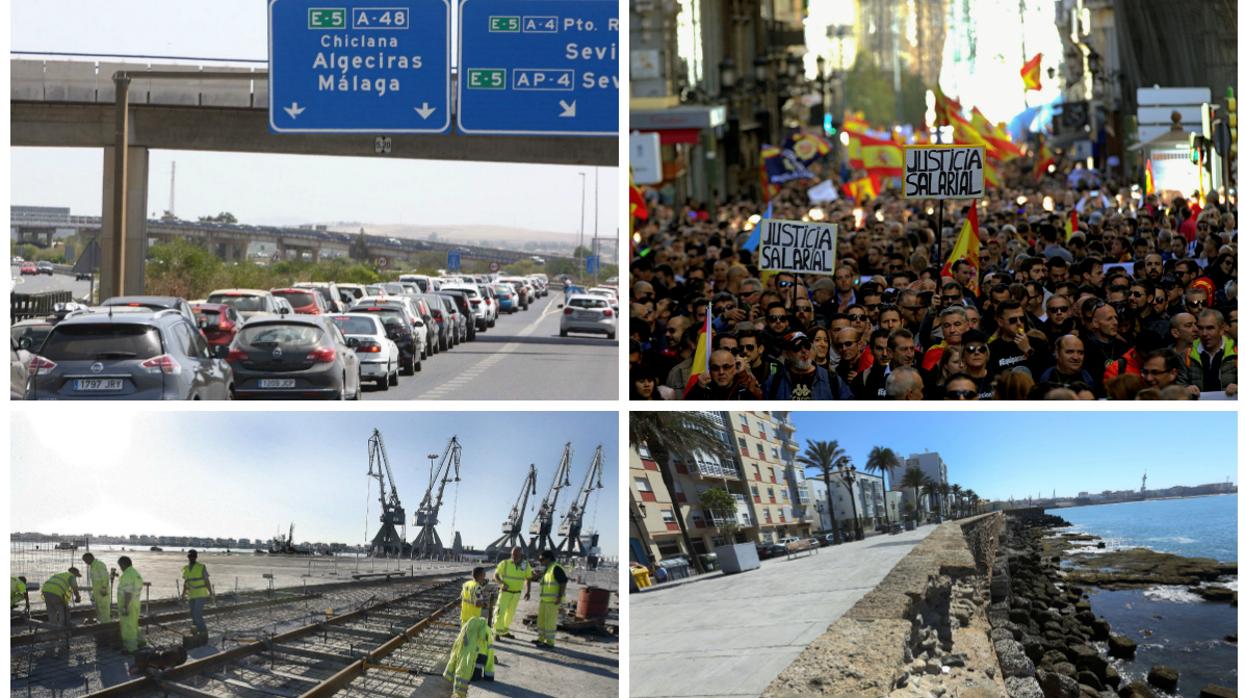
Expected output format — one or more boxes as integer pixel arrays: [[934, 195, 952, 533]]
[[495, 559, 532, 593], [182, 562, 209, 599], [539, 563, 564, 603], [11, 577, 27, 608], [42, 572, 74, 602], [460, 580, 483, 623]]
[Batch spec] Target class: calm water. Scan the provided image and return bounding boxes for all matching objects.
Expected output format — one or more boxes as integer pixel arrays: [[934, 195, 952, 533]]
[[1052, 495, 1238, 696], [1054, 494, 1237, 562]]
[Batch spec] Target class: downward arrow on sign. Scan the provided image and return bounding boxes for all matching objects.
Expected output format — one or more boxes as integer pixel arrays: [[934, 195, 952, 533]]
[[414, 102, 436, 119], [284, 102, 306, 119], [558, 100, 576, 118]]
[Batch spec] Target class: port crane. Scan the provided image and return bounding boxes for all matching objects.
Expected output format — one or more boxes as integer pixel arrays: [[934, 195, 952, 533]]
[[557, 444, 604, 556], [529, 443, 573, 553], [411, 436, 463, 559], [366, 429, 408, 557], [485, 464, 538, 559]]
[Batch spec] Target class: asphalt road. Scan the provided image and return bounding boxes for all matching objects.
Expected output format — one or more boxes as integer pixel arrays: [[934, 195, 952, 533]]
[[630, 526, 937, 698], [363, 292, 618, 400], [10, 265, 95, 300]]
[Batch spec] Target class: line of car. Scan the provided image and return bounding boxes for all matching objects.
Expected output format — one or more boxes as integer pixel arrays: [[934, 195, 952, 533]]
[[10, 272, 565, 400]]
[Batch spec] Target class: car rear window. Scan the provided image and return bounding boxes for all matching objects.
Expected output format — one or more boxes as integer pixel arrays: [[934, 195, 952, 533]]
[[194, 308, 223, 326], [238, 324, 323, 348], [330, 316, 379, 335], [569, 298, 608, 309], [207, 293, 265, 312], [41, 324, 163, 361], [11, 325, 53, 351], [274, 290, 318, 308]]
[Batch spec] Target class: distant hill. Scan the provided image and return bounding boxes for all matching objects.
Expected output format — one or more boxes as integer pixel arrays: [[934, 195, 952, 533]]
[[324, 223, 600, 252]]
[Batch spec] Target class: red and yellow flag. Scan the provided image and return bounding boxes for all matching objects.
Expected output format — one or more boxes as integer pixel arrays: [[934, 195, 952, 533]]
[[1020, 53, 1042, 91], [844, 174, 881, 202], [858, 133, 903, 177], [941, 205, 981, 293], [1034, 141, 1055, 180], [683, 305, 713, 397], [1065, 211, 1079, 242], [1144, 159, 1155, 196]]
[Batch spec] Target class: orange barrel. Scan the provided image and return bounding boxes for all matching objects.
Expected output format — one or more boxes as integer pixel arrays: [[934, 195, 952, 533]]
[[576, 586, 611, 619]]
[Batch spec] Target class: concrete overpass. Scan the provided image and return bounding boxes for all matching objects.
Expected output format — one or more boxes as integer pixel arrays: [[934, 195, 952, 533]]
[[11, 58, 616, 297]]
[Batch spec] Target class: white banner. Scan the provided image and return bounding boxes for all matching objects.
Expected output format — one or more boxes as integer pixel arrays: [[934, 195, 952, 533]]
[[759, 220, 837, 275], [902, 145, 985, 199]]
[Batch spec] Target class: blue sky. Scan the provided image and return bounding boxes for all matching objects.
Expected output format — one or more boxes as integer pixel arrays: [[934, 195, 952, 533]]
[[10, 1, 618, 231], [10, 411, 618, 555], [788, 411, 1237, 502]]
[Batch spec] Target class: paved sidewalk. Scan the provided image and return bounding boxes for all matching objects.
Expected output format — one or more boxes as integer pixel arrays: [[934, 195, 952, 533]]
[[630, 526, 937, 698]]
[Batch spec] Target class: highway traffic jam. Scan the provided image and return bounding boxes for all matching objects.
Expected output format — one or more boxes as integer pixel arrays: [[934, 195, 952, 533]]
[[10, 272, 619, 400]]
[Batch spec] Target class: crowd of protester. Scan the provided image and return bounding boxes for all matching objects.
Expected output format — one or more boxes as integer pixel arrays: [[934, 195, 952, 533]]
[[629, 158, 1237, 400]]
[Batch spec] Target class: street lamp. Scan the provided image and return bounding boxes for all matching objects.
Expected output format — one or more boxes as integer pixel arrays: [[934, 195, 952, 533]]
[[839, 465, 863, 540], [719, 58, 737, 95], [752, 56, 769, 88]]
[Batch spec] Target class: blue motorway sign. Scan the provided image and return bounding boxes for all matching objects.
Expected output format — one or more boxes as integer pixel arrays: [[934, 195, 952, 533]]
[[268, 0, 451, 133], [457, 0, 618, 136], [447, 250, 462, 272], [585, 255, 600, 274]]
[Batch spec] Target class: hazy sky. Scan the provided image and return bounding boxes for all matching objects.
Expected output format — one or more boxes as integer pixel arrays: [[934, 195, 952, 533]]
[[10, 1, 619, 231], [788, 411, 1237, 502], [11, 411, 619, 555]]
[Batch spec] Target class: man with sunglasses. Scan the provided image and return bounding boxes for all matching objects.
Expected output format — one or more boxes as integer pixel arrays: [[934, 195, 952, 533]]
[[761, 302, 793, 355], [987, 301, 1050, 379], [763, 331, 851, 400]]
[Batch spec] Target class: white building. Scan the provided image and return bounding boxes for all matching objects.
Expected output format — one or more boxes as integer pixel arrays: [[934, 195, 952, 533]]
[[806, 470, 895, 535]]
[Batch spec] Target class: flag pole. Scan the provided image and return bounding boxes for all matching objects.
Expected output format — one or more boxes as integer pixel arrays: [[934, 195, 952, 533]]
[[934, 200, 944, 293]]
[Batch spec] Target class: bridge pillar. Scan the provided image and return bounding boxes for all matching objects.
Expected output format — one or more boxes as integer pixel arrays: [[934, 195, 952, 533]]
[[99, 146, 149, 300]]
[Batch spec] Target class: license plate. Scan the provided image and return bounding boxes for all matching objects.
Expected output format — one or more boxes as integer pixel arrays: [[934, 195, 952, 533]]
[[576, 311, 597, 319], [259, 379, 295, 389], [74, 378, 123, 391]]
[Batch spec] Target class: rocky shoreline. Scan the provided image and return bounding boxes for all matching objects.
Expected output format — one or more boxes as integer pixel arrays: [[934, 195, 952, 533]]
[[991, 512, 1237, 698]]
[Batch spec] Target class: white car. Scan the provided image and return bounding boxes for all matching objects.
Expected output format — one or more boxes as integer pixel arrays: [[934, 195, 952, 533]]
[[441, 284, 493, 329], [397, 274, 437, 293], [587, 287, 620, 311], [327, 313, 401, 390], [560, 294, 616, 340]]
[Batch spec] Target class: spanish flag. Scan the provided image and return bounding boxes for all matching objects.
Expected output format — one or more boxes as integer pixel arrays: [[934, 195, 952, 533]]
[[683, 303, 712, 397], [1144, 159, 1155, 196], [858, 133, 903, 177], [1065, 211, 1079, 242], [842, 111, 869, 134], [844, 174, 881, 202], [1035, 141, 1055, 180], [1020, 53, 1042, 91], [629, 173, 648, 222], [941, 205, 981, 293], [983, 159, 1001, 189]]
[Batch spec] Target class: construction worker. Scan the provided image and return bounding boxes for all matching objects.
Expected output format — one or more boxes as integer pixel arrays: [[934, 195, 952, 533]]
[[180, 549, 215, 638], [42, 567, 82, 654], [443, 615, 490, 698], [82, 553, 111, 623], [460, 567, 488, 625], [11, 576, 29, 612], [492, 545, 533, 638], [532, 549, 566, 649], [115, 556, 144, 653]]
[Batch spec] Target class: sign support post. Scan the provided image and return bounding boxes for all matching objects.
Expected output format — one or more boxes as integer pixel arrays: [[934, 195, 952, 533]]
[[934, 200, 943, 293]]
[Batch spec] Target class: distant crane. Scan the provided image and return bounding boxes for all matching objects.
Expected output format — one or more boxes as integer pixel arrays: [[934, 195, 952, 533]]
[[411, 436, 463, 559], [486, 464, 538, 559], [270, 523, 308, 555], [557, 444, 604, 556], [530, 443, 574, 553], [366, 429, 408, 558]]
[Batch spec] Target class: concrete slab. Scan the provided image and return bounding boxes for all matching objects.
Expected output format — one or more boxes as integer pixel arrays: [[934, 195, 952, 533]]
[[630, 526, 937, 698]]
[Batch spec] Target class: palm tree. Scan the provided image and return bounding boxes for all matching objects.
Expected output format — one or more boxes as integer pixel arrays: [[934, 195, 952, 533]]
[[865, 446, 900, 529], [631, 412, 736, 573], [899, 466, 930, 524], [950, 484, 963, 518], [965, 489, 979, 515], [937, 482, 951, 518], [798, 439, 849, 544]]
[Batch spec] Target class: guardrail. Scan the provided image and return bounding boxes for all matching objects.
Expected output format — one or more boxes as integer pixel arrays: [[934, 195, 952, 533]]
[[11, 290, 73, 323]]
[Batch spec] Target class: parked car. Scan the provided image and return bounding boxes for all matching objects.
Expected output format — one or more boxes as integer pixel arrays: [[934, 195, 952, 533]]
[[755, 543, 787, 560], [271, 287, 329, 315], [440, 287, 483, 337], [327, 313, 401, 390], [100, 295, 198, 327], [349, 302, 422, 374], [26, 309, 233, 400], [205, 289, 285, 321], [226, 316, 361, 400], [190, 302, 244, 348], [559, 294, 616, 339], [436, 293, 468, 346]]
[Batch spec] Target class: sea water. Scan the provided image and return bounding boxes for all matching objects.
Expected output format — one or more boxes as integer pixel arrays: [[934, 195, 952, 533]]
[[1054, 495, 1238, 695]]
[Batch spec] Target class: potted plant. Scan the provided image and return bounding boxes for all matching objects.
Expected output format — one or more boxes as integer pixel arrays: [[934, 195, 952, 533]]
[[701, 488, 759, 574]]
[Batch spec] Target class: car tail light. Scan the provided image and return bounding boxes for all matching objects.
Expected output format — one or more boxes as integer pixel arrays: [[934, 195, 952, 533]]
[[308, 347, 337, 363], [603, 309, 614, 317], [140, 354, 182, 375], [218, 320, 235, 332], [226, 348, 248, 362], [356, 342, 382, 353], [28, 355, 57, 375], [564, 308, 574, 315], [470, 299, 480, 305]]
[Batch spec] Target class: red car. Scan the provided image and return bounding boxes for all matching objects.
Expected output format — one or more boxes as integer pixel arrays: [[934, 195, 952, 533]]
[[19, 262, 38, 275], [190, 302, 243, 347], [271, 288, 328, 315]]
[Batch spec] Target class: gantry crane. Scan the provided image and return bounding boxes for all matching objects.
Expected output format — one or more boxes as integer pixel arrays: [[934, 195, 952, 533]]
[[485, 464, 538, 559], [529, 443, 573, 554], [558, 445, 605, 556], [411, 436, 463, 559], [366, 429, 408, 558]]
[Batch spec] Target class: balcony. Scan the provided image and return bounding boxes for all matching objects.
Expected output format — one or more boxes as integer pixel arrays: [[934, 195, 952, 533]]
[[685, 456, 741, 480], [777, 420, 795, 433]]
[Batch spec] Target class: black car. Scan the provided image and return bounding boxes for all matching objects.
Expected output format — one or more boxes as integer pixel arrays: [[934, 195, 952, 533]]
[[349, 302, 422, 374], [226, 316, 362, 400], [755, 543, 788, 560], [439, 290, 477, 341], [26, 309, 233, 400]]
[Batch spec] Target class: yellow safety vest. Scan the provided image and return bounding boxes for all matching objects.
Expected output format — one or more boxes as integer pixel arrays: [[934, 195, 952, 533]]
[[89, 559, 109, 593], [42, 572, 74, 602], [117, 567, 143, 610], [182, 562, 209, 599], [495, 559, 531, 593], [539, 562, 564, 604], [11, 577, 27, 607], [460, 580, 483, 623]]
